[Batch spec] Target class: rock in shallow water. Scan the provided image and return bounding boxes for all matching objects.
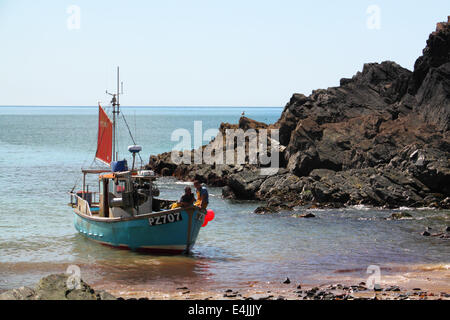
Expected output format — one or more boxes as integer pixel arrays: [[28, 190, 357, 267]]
[[390, 212, 412, 220], [298, 213, 316, 218], [0, 287, 35, 300], [0, 274, 116, 300]]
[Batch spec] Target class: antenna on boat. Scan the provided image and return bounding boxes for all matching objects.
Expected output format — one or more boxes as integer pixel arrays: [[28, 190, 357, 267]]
[[106, 66, 121, 162], [128, 145, 142, 171]]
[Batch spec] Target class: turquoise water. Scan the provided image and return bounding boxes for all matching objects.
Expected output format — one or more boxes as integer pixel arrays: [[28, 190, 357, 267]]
[[0, 106, 449, 292]]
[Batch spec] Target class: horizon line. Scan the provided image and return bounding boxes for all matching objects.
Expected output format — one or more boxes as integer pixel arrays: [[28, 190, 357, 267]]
[[0, 105, 283, 108]]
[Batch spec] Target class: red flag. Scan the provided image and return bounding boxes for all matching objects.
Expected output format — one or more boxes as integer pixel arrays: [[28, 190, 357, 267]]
[[95, 105, 113, 165]]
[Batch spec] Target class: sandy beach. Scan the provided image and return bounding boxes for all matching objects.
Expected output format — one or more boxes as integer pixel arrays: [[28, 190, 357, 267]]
[[95, 263, 450, 300]]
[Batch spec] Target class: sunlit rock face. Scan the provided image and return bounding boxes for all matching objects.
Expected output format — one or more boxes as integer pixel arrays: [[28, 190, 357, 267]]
[[148, 18, 450, 212]]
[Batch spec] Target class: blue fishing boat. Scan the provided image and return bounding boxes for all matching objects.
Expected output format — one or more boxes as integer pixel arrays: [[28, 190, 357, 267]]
[[69, 68, 208, 254]]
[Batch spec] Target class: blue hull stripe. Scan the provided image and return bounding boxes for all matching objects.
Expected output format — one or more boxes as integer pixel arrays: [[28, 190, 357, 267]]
[[73, 208, 203, 253]]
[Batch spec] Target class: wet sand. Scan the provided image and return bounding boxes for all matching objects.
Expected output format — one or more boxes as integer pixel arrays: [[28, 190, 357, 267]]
[[1, 263, 448, 300], [96, 263, 450, 300]]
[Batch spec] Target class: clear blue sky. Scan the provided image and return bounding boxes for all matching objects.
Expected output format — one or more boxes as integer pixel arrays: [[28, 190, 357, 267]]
[[0, 0, 448, 106]]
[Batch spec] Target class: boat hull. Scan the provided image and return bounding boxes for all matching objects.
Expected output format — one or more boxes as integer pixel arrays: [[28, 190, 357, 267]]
[[73, 208, 204, 254]]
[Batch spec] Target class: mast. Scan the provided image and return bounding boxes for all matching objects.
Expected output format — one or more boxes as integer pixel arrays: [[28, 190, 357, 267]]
[[107, 66, 120, 162], [115, 66, 120, 162]]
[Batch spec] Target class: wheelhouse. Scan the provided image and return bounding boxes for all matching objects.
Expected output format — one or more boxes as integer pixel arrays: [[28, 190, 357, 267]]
[[70, 169, 159, 219]]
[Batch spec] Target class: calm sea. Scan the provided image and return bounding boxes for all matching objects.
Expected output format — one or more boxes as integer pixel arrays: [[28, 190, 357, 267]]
[[0, 106, 449, 293]]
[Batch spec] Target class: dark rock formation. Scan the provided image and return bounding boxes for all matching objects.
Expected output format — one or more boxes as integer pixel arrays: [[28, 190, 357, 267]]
[[147, 18, 450, 212], [0, 274, 116, 300], [389, 212, 413, 220]]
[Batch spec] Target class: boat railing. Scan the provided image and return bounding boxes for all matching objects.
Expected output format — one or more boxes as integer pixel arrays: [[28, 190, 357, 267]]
[[69, 192, 100, 207], [72, 194, 93, 216], [89, 191, 99, 204]]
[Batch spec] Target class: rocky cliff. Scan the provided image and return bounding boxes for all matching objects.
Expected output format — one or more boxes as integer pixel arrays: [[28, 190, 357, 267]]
[[147, 18, 450, 212]]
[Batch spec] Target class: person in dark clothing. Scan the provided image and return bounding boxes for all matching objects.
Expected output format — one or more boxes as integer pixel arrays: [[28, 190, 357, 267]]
[[179, 186, 195, 207], [171, 186, 195, 209]]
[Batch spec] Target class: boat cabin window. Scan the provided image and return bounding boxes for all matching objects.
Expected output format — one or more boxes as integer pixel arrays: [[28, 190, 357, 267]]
[[115, 180, 126, 193], [106, 178, 127, 194]]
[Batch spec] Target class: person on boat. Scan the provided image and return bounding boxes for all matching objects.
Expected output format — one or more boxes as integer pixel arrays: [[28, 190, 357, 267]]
[[194, 180, 209, 210], [179, 186, 195, 207], [171, 186, 195, 209]]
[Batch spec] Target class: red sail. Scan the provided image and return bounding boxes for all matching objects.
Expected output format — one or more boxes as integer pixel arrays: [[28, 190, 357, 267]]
[[95, 105, 113, 165]]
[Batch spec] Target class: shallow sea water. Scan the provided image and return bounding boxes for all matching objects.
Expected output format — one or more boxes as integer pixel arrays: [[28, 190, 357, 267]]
[[0, 106, 449, 292]]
